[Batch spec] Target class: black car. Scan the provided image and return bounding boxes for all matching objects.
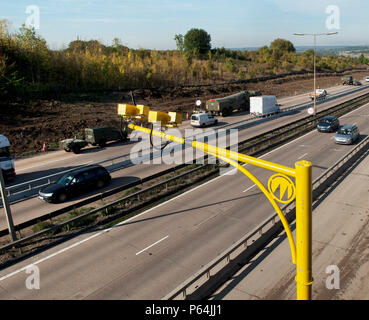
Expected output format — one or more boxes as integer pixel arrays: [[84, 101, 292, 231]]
[[317, 116, 340, 133], [39, 165, 111, 203]]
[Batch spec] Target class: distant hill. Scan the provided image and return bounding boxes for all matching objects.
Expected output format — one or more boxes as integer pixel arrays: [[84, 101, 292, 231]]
[[228, 46, 369, 56]]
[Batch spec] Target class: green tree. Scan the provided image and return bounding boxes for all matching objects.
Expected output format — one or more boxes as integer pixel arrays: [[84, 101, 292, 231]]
[[358, 53, 369, 65], [183, 28, 211, 57], [270, 38, 296, 53], [0, 19, 11, 37], [14, 25, 49, 84], [174, 34, 184, 52]]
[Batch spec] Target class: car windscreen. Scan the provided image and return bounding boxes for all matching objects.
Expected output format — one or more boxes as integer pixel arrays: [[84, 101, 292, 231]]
[[57, 173, 74, 186], [337, 128, 352, 135], [191, 116, 199, 120], [319, 119, 333, 124]]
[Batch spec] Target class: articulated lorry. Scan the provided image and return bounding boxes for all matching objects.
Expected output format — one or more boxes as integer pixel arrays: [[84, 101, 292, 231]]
[[0, 135, 15, 182], [205, 91, 261, 117], [250, 96, 279, 117]]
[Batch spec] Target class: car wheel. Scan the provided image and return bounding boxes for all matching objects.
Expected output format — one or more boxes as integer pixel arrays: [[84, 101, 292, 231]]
[[99, 140, 106, 148], [96, 179, 105, 188], [72, 146, 81, 154], [58, 193, 67, 203]]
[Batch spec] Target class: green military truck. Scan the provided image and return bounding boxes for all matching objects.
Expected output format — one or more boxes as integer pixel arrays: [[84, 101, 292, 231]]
[[205, 91, 261, 117], [60, 126, 127, 154], [342, 75, 353, 85]]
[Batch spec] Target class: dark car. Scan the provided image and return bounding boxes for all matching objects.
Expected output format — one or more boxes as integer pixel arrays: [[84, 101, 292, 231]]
[[353, 80, 362, 86], [317, 116, 340, 133], [39, 165, 111, 203], [334, 124, 360, 145]]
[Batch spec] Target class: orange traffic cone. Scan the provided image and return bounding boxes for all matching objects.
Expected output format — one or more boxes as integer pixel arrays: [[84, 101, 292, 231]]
[[42, 141, 47, 152]]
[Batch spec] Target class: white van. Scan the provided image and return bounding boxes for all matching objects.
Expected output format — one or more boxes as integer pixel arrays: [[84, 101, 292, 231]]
[[190, 113, 218, 127]]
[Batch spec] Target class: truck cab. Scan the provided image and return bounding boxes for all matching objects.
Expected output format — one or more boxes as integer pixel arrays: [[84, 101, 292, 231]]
[[342, 75, 353, 85], [0, 135, 15, 182]]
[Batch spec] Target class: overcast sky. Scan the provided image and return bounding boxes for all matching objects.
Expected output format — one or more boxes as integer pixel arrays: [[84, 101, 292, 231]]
[[1, 0, 368, 50]]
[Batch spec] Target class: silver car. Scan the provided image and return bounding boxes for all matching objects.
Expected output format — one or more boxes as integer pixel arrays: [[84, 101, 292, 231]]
[[334, 125, 360, 145]]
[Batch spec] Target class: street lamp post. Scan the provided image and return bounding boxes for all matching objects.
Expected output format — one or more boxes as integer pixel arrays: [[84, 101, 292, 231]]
[[293, 32, 338, 116]]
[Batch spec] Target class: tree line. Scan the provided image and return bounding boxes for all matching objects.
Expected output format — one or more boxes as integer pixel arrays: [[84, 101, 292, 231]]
[[0, 21, 366, 101]]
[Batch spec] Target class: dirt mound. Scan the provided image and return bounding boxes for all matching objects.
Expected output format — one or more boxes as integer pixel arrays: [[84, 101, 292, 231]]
[[1, 70, 368, 157]]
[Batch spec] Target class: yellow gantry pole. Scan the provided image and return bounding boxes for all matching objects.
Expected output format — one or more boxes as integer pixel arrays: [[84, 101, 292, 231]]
[[295, 160, 313, 300], [128, 123, 313, 300]]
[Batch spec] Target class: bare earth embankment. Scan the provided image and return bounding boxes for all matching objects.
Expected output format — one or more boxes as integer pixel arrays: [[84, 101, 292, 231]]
[[1, 70, 368, 157]]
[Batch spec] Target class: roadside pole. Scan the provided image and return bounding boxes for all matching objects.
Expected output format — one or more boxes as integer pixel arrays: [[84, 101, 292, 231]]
[[0, 170, 17, 242], [295, 160, 313, 300]]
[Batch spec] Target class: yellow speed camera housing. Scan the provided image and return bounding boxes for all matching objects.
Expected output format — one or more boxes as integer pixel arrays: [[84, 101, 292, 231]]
[[118, 104, 150, 120]]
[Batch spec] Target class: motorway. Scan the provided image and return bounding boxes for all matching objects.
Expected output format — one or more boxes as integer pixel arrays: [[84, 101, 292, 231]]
[[210, 135, 369, 300], [1, 80, 369, 230], [0, 98, 369, 299], [11, 79, 369, 181]]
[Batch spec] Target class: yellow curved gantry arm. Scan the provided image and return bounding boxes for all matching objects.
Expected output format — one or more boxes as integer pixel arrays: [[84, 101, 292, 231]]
[[128, 123, 297, 264], [207, 150, 296, 264], [128, 124, 295, 177]]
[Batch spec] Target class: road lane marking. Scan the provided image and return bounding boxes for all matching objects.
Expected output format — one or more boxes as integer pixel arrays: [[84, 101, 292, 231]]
[[243, 184, 256, 193], [3, 100, 369, 281], [340, 103, 369, 119], [0, 231, 103, 281], [135, 235, 169, 256], [298, 153, 308, 160], [0, 173, 226, 281]]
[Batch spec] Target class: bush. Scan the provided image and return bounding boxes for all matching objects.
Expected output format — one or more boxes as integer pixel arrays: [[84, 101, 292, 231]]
[[32, 220, 54, 233], [63, 208, 96, 230], [183, 28, 211, 58]]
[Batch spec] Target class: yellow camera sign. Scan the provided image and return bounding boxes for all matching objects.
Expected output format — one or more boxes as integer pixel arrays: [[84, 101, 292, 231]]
[[268, 174, 296, 204]]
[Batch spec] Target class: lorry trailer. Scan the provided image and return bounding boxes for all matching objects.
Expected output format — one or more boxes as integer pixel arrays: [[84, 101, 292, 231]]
[[250, 96, 279, 117], [206, 91, 261, 117]]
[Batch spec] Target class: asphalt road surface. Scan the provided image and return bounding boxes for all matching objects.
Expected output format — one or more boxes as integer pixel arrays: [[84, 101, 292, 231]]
[[0, 100, 368, 299], [2, 81, 369, 230]]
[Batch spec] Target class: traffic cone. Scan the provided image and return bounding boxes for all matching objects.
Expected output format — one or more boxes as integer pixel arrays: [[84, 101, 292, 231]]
[[42, 141, 47, 152]]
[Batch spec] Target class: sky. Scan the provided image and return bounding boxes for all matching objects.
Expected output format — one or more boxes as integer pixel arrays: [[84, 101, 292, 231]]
[[1, 0, 369, 50]]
